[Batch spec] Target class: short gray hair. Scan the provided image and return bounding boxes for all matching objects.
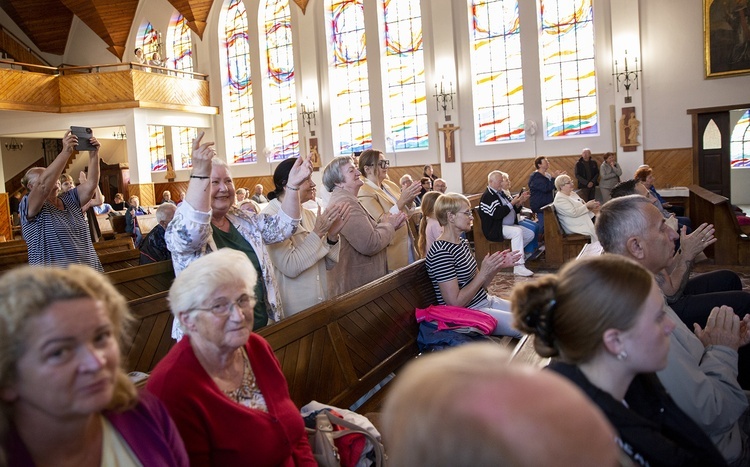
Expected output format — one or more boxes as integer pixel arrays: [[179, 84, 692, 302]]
[[595, 195, 652, 255], [155, 203, 176, 224], [554, 174, 571, 191], [322, 156, 355, 192], [168, 249, 258, 334]]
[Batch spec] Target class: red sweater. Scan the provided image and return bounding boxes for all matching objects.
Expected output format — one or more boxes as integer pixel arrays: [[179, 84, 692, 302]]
[[146, 333, 316, 466]]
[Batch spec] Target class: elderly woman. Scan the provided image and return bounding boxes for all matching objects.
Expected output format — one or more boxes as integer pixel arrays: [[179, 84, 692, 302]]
[[0, 265, 188, 466], [552, 174, 599, 242], [146, 249, 316, 466], [358, 149, 422, 272], [426, 193, 523, 337], [322, 156, 405, 297], [235, 187, 248, 203], [262, 158, 350, 315], [418, 191, 442, 257], [19, 130, 104, 271], [512, 255, 726, 466], [166, 132, 312, 336], [598, 152, 622, 202], [140, 202, 177, 264]]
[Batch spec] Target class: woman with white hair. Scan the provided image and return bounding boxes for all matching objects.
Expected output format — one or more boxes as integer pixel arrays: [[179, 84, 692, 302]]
[[552, 174, 599, 242], [165, 132, 312, 334], [146, 249, 316, 466], [0, 265, 188, 465]]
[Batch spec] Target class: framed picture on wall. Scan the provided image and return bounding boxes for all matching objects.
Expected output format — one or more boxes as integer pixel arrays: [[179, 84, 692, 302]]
[[704, 0, 750, 77]]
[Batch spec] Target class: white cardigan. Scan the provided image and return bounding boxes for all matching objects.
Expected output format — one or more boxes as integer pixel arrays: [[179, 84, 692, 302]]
[[552, 191, 598, 242]]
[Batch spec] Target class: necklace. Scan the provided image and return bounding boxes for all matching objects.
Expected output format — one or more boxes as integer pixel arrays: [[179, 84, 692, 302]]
[[212, 216, 230, 231]]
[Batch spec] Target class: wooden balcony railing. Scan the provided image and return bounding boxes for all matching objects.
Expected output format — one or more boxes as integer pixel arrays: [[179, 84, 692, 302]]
[[0, 60, 215, 114]]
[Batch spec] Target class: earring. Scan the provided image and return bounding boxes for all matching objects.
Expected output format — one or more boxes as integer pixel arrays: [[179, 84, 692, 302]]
[[617, 351, 628, 361]]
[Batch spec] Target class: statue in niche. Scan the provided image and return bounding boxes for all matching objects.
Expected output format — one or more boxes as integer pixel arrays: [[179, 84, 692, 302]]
[[619, 108, 640, 152]]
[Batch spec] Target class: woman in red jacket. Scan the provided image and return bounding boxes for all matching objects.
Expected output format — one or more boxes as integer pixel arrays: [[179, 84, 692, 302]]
[[147, 248, 316, 466]]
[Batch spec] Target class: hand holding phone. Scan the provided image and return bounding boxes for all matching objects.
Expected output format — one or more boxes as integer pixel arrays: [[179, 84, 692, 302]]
[[70, 126, 96, 151]]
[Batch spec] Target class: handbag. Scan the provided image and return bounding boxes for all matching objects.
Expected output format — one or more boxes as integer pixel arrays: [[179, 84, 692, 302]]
[[306, 410, 385, 467]]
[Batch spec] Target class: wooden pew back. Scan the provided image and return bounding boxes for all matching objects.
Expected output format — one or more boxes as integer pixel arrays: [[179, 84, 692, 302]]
[[689, 185, 749, 265], [107, 260, 175, 301], [541, 204, 590, 266], [0, 237, 137, 272]]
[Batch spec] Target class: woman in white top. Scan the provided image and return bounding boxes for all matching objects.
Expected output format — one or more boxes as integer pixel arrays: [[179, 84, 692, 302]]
[[552, 174, 599, 242], [262, 158, 350, 316]]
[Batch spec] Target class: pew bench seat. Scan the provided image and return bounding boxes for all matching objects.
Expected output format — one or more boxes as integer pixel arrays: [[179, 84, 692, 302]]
[[541, 204, 590, 267]]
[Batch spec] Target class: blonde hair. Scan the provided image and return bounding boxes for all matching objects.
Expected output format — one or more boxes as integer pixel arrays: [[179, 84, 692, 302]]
[[434, 193, 469, 227], [554, 174, 572, 191], [418, 191, 441, 256], [0, 266, 138, 432], [511, 254, 652, 362]]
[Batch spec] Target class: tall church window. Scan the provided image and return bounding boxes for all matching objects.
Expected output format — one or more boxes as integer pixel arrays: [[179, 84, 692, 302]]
[[539, 0, 598, 138], [326, 0, 372, 154], [263, 0, 299, 160], [731, 110, 750, 168], [149, 125, 167, 171], [382, 0, 428, 150], [224, 0, 256, 163], [176, 127, 198, 169], [168, 13, 193, 72], [469, 0, 525, 144], [137, 22, 160, 58]]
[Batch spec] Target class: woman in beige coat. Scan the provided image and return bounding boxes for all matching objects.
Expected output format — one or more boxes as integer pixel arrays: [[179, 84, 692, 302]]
[[322, 156, 406, 297], [357, 149, 422, 271]]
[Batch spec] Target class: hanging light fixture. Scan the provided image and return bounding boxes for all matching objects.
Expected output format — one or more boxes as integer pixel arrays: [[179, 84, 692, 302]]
[[112, 126, 127, 140], [4, 138, 23, 151]]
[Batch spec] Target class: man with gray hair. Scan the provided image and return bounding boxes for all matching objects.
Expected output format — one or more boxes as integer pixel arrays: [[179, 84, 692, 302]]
[[139, 202, 177, 264], [433, 178, 447, 194], [596, 195, 750, 465]]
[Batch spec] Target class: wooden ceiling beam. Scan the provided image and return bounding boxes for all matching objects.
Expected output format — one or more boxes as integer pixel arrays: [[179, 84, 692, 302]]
[[167, 0, 216, 39]]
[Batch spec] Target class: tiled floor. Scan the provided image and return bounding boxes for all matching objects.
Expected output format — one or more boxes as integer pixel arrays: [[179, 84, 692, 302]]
[[486, 255, 750, 300]]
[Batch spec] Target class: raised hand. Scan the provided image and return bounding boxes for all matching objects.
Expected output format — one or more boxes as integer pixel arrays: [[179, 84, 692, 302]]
[[62, 130, 77, 154], [398, 181, 423, 209], [191, 131, 216, 177], [287, 154, 314, 189], [327, 203, 351, 238], [680, 223, 716, 261], [693, 305, 742, 351]]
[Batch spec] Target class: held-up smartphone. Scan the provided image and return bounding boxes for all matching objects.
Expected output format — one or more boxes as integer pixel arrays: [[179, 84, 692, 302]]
[[70, 126, 96, 151], [519, 187, 527, 194]]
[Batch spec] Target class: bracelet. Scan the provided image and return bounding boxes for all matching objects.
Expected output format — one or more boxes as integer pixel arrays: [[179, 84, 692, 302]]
[[326, 236, 339, 245], [286, 184, 300, 191], [190, 175, 210, 180]]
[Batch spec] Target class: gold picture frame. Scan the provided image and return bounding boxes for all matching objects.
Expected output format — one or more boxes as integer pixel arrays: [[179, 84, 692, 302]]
[[704, 0, 750, 78]]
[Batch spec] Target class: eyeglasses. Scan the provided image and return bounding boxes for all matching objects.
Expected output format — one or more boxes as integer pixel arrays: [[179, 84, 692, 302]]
[[377, 160, 390, 169], [455, 210, 472, 217], [187, 294, 255, 316]]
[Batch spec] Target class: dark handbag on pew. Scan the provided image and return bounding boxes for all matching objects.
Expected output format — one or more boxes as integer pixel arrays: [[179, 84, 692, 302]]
[[306, 410, 385, 467]]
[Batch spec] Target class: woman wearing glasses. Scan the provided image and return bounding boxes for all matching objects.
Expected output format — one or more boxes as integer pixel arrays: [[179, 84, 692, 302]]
[[552, 174, 599, 242], [357, 149, 422, 272], [425, 193, 523, 337], [147, 248, 316, 466]]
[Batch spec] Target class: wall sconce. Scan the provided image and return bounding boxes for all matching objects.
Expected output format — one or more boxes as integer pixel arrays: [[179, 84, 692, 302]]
[[433, 80, 455, 117], [612, 51, 641, 103], [4, 137, 23, 151], [112, 126, 127, 140], [300, 101, 317, 127]]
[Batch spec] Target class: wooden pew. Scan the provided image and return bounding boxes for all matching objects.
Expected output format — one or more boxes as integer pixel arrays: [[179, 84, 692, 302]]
[[541, 204, 590, 267], [471, 207, 512, 263], [107, 260, 175, 301], [122, 260, 437, 410], [0, 237, 135, 271], [101, 249, 142, 271], [689, 185, 750, 265]]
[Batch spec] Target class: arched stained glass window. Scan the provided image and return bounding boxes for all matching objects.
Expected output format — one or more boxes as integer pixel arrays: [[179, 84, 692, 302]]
[[138, 22, 160, 58], [224, 0, 256, 163], [539, 0, 598, 138], [382, 0, 428, 151], [176, 127, 198, 169], [168, 13, 193, 72], [263, 0, 299, 161], [469, 0, 525, 144], [731, 110, 750, 168], [327, 0, 372, 154], [149, 125, 167, 172]]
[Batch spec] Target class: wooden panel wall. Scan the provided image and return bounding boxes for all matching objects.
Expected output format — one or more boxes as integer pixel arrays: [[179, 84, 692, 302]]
[[0, 69, 59, 112], [133, 71, 211, 110], [128, 183, 155, 207], [0, 27, 53, 66], [59, 71, 136, 108], [0, 193, 10, 241], [387, 165, 441, 186], [462, 155, 578, 195], [643, 148, 692, 188]]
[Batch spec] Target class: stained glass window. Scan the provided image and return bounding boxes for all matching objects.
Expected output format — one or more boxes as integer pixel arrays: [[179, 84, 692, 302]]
[[469, 0, 525, 144], [176, 127, 198, 169], [224, 0, 256, 163], [149, 125, 167, 172], [168, 13, 193, 72], [138, 22, 160, 58], [539, 0, 598, 138], [263, 0, 299, 160], [382, 0, 428, 150], [731, 110, 750, 168], [327, 0, 372, 154]]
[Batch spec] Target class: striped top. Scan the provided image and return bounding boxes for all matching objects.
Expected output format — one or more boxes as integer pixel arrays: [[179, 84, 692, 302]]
[[425, 238, 487, 309], [20, 189, 103, 272]]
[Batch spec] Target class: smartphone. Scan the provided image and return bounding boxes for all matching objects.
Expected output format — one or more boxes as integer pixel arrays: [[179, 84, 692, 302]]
[[70, 126, 96, 151], [519, 187, 527, 194]]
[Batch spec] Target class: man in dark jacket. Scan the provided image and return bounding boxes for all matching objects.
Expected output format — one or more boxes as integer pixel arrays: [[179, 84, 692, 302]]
[[574, 148, 599, 201]]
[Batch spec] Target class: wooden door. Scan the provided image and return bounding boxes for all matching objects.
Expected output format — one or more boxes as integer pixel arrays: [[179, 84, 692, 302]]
[[696, 111, 730, 196]]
